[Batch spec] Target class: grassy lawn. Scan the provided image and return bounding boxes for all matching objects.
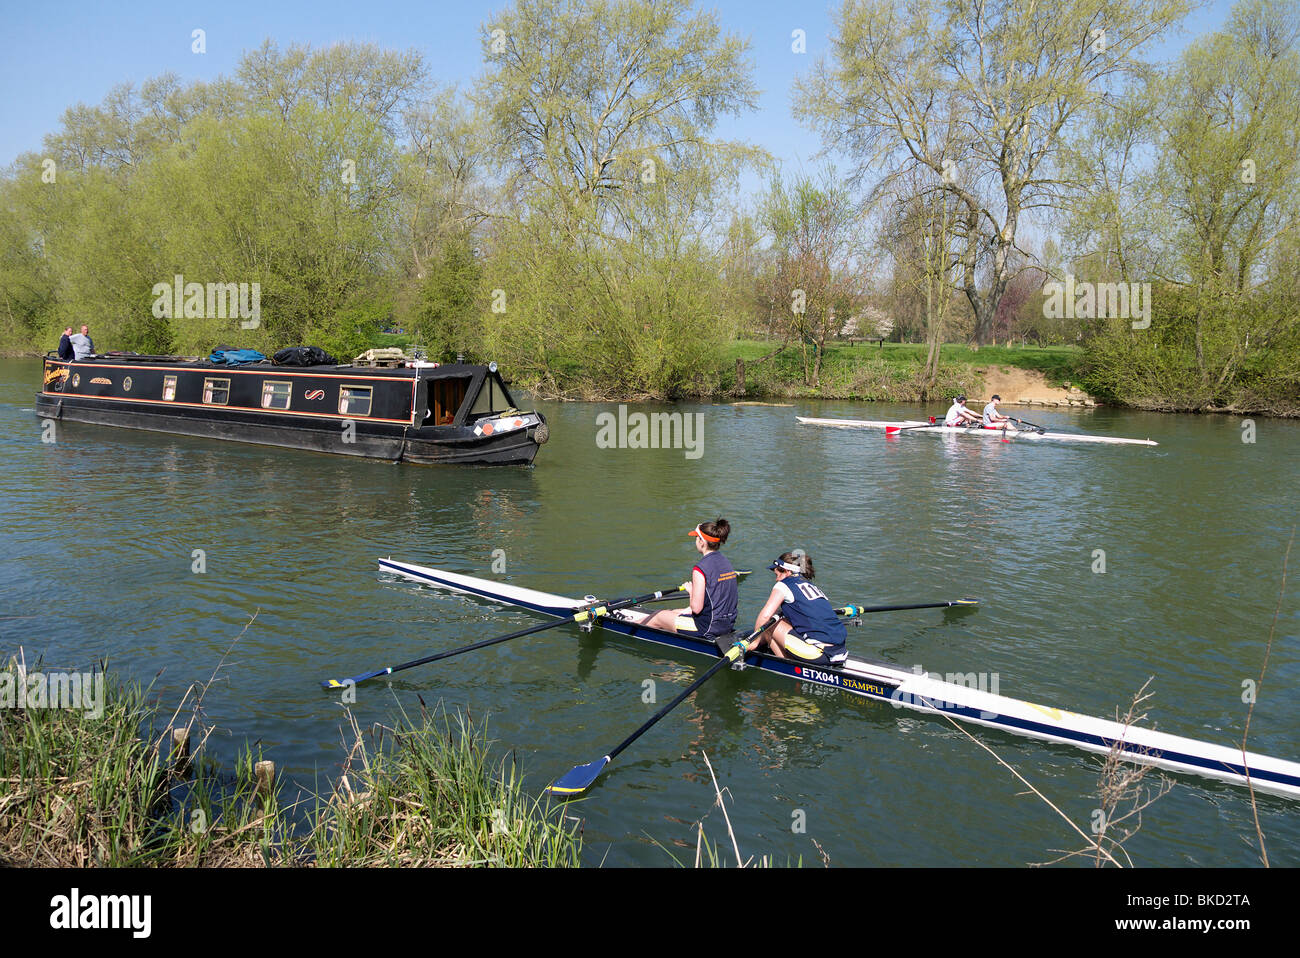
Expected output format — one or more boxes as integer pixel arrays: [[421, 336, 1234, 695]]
[[726, 339, 1082, 387]]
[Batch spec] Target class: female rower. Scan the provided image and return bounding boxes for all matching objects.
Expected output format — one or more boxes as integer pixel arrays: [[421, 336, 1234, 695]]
[[641, 519, 739, 639], [748, 552, 847, 665]]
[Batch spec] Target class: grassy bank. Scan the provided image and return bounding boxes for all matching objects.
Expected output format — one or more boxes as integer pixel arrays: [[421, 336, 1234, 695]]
[[718, 340, 1083, 401], [0, 659, 581, 867]]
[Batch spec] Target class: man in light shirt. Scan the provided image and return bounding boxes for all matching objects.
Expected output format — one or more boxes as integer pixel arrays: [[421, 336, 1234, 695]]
[[69, 324, 94, 360], [982, 394, 1012, 429], [943, 395, 982, 427]]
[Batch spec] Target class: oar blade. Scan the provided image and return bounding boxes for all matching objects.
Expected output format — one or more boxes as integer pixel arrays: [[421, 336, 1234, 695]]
[[545, 756, 611, 798], [321, 667, 389, 690]]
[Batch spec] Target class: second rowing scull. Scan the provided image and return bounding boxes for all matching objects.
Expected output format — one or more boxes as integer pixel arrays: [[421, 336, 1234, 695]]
[[797, 416, 1159, 446]]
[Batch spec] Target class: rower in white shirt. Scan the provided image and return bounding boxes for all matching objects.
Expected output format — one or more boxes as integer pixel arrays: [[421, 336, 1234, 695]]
[[982, 394, 1012, 429], [943, 395, 982, 427]]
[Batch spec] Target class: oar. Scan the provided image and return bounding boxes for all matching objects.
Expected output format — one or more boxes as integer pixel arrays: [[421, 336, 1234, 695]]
[[545, 616, 779, 798], [836, 598, 979, 617], [884, 418, 939, 436], [1011, 416, 1047, 434], [321, 587, 686, 689]]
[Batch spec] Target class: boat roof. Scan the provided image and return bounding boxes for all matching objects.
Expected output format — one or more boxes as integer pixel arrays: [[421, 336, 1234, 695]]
[[61, 354, 492, 380]]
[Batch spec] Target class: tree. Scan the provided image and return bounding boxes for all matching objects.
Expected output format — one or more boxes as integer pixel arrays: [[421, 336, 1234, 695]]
[[760, 171, 867, 387], [1156, 0, 1300, 392], [883, 171, 963, 396], [795, 0, 1190, 345], [473, 0, 763, 398]]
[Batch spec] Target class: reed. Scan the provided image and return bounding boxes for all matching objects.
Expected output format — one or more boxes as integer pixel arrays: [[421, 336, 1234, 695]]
[[0, 658, 581, 867], [308, 705, 582, 867]]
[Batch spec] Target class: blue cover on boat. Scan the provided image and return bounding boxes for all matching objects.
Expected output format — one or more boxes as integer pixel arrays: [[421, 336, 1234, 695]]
[[210, 347, 267, 366]]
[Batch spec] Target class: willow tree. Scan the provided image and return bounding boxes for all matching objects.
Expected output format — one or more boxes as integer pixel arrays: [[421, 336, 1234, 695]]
[[1157, 0, 1300, 395], [473, 0, 761, 396], [1073, 0, 1300, 410], [795, 0, 1189, 345]]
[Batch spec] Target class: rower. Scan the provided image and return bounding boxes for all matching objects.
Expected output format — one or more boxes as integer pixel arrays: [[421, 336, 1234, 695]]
[[641, 519, 739, 639], [944, 395, 981, 427], [981, 394, 1012, 429], [747, 552, 847, 665]]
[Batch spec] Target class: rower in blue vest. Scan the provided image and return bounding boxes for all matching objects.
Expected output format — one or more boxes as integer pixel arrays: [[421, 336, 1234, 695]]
[[747, 551, 847, 664], [641, 518, 739, 639]]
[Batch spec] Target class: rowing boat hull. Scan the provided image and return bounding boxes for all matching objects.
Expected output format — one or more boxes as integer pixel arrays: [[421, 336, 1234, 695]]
[[377, 558, 1300, 800], [797, 416, 1159, 447]]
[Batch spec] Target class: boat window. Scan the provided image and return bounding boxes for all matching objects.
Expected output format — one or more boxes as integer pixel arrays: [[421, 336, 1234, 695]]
[[469, 375, 513, 417], [162, 375, 177, 401], [203, 378, 231, 405], [339, 385, 373, 417], [429, 377, 470, 425], [261, 380, 292, 410]]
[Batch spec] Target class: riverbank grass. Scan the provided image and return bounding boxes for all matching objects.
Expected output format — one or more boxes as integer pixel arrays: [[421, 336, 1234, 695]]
[[0, 659, 581, 867], [721, 340, 1083, 400]]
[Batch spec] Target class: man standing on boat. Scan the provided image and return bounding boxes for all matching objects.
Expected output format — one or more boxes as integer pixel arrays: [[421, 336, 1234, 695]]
[[981, 395, 1012, 429], [748, 552, 847, 665], [57, 327, 74, 361], [943, 395, 981, 427], [69, 324, 94, 360]]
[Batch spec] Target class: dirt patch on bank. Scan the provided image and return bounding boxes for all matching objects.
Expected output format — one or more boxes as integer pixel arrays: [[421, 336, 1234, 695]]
[[976, 365, 1096, 408]]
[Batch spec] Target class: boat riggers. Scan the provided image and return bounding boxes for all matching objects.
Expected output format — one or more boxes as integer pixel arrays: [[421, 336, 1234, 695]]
[[321, 584, 688, 689]]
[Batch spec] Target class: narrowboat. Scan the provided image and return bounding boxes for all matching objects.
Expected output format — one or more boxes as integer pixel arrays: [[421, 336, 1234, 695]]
[[36, 353, 548, 465]]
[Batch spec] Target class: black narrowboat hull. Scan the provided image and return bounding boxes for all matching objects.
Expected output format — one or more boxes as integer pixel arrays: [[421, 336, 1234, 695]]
[[36, 356, 548, 466]]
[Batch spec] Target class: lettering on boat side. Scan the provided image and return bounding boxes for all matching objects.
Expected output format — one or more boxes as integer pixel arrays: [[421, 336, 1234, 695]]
[[794, 665, 839, 686], [49, 888, 151, 938], [594, 405, 704, 460], [90, 377, 111, 385], [842, 676, 887, 696], [44, 366, 69, 386]]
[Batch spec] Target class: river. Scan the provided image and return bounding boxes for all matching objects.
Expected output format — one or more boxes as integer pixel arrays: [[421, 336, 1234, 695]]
[[2, 357, 1297, 866]]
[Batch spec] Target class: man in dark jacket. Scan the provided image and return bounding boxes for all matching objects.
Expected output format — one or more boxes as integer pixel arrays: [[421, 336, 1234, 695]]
[[57, 327, 74, 361]]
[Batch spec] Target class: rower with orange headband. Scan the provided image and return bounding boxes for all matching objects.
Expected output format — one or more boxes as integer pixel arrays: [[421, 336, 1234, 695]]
[[641, 518, 739, 639]]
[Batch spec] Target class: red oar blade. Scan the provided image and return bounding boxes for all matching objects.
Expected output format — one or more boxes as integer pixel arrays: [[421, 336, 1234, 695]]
[[545, 756, 611, 798]]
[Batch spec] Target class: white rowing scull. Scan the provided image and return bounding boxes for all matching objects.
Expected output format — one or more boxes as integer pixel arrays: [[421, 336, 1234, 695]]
[[378, 558, 1300, 800], [797, 416, 1159, 446]]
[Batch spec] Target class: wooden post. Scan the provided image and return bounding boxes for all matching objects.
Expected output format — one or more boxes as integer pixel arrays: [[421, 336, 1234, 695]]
[[255, 760, 276, 804], [168, 726, 192, 776]]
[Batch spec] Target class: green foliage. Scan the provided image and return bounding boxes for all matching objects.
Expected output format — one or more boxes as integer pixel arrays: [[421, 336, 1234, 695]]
[[408, 233, 483, 362]]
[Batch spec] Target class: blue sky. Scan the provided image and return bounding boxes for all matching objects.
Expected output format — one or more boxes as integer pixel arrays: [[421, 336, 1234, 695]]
[[0, 0, 1235, 183]]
